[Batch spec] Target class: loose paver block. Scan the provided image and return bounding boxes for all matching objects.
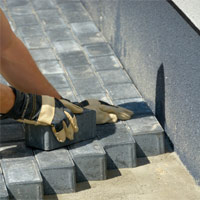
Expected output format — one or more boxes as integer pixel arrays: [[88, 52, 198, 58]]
[[1, 159, 43, 200], [97, 123, 137, 169], [69, 139, 106, 182], [127, 116, 165, 157], [25, 109, 96, 150], [34, 148, 75, 194], [0, 174, 9, 200]]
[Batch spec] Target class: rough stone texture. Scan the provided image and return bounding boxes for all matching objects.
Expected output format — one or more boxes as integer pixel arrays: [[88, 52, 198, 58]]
[[127, 116, 165, 157], [24, 36, 50, 49], [30, 48, 57, 61], [68, 139, 106, 182], [0, 174, 9, 200], [97, 123, 137, 169], [25, 109, 96, 150], [34, 148, 76, 194]]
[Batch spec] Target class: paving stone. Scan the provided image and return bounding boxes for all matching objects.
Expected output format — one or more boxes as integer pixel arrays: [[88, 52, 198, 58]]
[[32, 0, 56, 10], [12, 14, 39, 27], [46, 28, 73, 42], [56, 0, 80, 4], [83, 43, 114, 57], [127, 116, 165, 157], [0, 174, 9, 200], [0, 75, 8, 85], [0, 0, 6, 10], [97, 123, 137, 169], [34, 148, 75, 194], [58, 1, 87, 12], [69, 139, 106, 182], [97, 69, 132, 86], [44, 73, 70, 90], [106, 83, 141, 100], [37, 60, 64, 74], [36, 9, 66, 30], [1, 159, 43, 200], [77, 33, 105, 45], [9, 3, 33, 15], [72, 77, 104, 95], [78, 93, 111, 103], [59, 51, 89, 67], [89, 56, 122, 71], [24, 36, 50, 49], [113, 98, 153, 117], [6, 0, 29, 8], [66, 65, 94, 80], [57, 88, 78, 102], [17, 24, 44, 37], [0, 123, 25, 143], [25, 109, 96, 150], [30, 48, 57, 61], [53, 40, 81, 54]]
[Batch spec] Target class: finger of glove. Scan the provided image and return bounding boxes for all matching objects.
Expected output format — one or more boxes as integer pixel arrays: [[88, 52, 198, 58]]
[[96, 111, 117, 124], [64, 111, 79, 133], [99, 105, 133, 120], [63, 120, 75, 141], [52, 122, 66, 143], [60, 99, 83, 114]]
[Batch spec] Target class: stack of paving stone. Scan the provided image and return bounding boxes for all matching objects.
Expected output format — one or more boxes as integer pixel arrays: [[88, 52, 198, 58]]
[[0, 0, 165, 199]]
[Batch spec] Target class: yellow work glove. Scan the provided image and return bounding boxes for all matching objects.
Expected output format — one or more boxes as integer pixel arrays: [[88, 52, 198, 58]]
[[78, 99, 134, 124]]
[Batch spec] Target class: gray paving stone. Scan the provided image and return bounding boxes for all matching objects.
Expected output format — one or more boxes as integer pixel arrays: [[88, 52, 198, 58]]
[[97, 69, 132, 86], [0, 174, 9, 200], [36, 9, 66, 30], [1, 159, 43, 200], [6, 0, 29, 8], [84, 43, 114, 57], [32, 0, 56, 10], [44, 73, 70, 90], [0, 0, 6, 10], [78, 93, 111, 103], [127, 116, 165, 157], [77, 33, 105, 45], [57, 88, 78, 102], [12, 14, 39, 27], [37, 60, 64, 74], [25, 109, 96, 150], [24, 36, 50, 49], [34, 148, 75, 194], [17, 24, 44, 37], [97, 123, 137, 169], [113, 98, 153, 117], [0, 123, 25, 143], [69, 139, 106, 182], [66, 65, 94, 80], [53, 40, 81, 54], [59, 51, 89, 67], [89, 56, 122, 71], [45, 28, 73, 42], [9, 3, 33, 15], [0, 75, 8, 85], [72, 77, 104, 95], [56, 0, 80, 4], [106, 83, 141, 100], [30, 48, 57, 61], [58, 1, 87, 12]]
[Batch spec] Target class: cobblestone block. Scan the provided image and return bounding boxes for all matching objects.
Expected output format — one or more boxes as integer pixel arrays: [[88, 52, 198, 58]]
[[25, 109, 96, 150], [56, 0, 80, 4], [59, 51, 89, 67], [57, 88, 78, 102], [9, 4, 33, 15], [113, 98, 153, 117], [53, 40, 81, 53], [69, 139, 106, 182], [97, 123, 137, 169], [58, 1, 86, 12], [44, 73, 70, 90], [17, 25, 44, 37], [0, 123, 25, 143], [0, 0, 6, 10], [97, 69, 132, 86], [24, 36, 50, 49], [106, 83, 141, 100], [32, 0, 56, 10], [127, 116, 165, 157], [89, 56, 121, 71], [78, 93, 111, 103], [12, 14, 39, 27], [1, 159, 43, 200], [37, 60, 64, 74], [6, 0, 29, 8], [0, 174, 9, 200], [30, 48, 57, 61], [77, 33, 105, 45], [34, 148, 75, 194], [72, 77, 104, 95], [46, 28, 73, 42], [84, 43, 114, 57]]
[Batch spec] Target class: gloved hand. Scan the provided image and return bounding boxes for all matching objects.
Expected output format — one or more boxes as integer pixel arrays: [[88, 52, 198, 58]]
[[78, 99, 133, 124], [0, 87, 79, 142]]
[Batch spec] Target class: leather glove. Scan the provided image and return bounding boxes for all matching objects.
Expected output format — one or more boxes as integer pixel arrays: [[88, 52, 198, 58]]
[[78, 99, 133, 124], [0, 88, 79, 142]]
